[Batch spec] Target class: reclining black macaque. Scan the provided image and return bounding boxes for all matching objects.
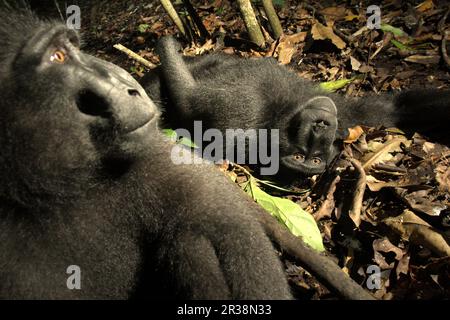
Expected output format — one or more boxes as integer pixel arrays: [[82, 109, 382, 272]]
[[0, 7, 378, 300], [141, 36, 450, 177], [0, 8, 295, 300]]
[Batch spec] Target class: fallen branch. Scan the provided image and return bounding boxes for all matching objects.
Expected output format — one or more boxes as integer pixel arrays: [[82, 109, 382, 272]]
[[231, 163, 374, 299], [253, 208, 375, 300]]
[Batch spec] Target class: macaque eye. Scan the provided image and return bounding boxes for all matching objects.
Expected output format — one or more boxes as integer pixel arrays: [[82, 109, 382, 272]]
[[311, 157, 322, 165], [293, 153, 305, 162], [50, 50, 67, 64]]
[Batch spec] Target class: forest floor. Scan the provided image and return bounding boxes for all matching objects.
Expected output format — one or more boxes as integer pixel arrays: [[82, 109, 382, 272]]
[[46, 0, 450, 299]]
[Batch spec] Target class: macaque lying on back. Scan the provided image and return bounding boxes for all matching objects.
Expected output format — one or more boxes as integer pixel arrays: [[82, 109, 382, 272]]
[[141, 36, 450, 176]]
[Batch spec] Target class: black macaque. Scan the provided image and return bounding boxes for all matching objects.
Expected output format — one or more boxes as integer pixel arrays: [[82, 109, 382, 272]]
[[0, 8, 297, 300], [141, 36, 450, 177]]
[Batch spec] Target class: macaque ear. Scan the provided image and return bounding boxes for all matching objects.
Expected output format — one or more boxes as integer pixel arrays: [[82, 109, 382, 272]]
[[303, 96, 337, 116]]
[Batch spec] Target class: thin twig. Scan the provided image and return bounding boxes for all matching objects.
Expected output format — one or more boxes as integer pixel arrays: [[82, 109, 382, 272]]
[[370, 32, 393, 60], [442, 30, 450, 70], [373, 163, 407, 174], [438, 6, 450, 32], [438, 7, 450, 69], [113, 44, 157, 69], [333, 25, 352, 44], [160, 0, 187, 39], [182, 0, 210, 40], [53, 0, 64, 22]]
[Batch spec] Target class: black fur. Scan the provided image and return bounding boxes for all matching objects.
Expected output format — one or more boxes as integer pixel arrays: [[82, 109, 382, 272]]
[[142, 36, 450, 176], [0, 9, 292, 299]]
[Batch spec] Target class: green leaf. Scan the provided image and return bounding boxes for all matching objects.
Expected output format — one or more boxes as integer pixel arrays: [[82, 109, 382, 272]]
[[243, 178, 325, 252], [137, 24, 149, 34], [215, 7, 225, 15], [380, 24, 405, 37], [320, 78, 354, 92], [162, 128, 199, 148], [162, 128, 178, 141], [390, 39, 413, 51], [178, 137, 199, 149]]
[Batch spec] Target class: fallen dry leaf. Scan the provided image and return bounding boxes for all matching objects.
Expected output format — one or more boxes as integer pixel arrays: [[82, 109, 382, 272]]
[[184, 39, 215, 55], [344, 125, 364, 143], [395, 254, 410, 279], [397, 188, 447, 217], [404, 55, 441, 65], [383, 210, 450, 257], [320, 7, 348, 23], [436, 163, 450, 193], [350, 56, 361, 71], [313, 176, 340, 221], [362, 136, 410, 171], [415, 0, 435, 12], [373, 238, 404, 260], [373, 238, 405, 269], [311, 21, 346, 49], [366, 176, 409, 192], [274, 32, 307, 65]]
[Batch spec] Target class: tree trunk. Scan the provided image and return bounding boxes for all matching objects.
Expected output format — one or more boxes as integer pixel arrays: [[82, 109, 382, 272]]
[[262, 0, 283, 39], [237, 0, 265, 47]]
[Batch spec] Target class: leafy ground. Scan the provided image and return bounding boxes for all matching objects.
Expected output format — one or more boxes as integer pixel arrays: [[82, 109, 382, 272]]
[[57, 0, 449, 299]]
